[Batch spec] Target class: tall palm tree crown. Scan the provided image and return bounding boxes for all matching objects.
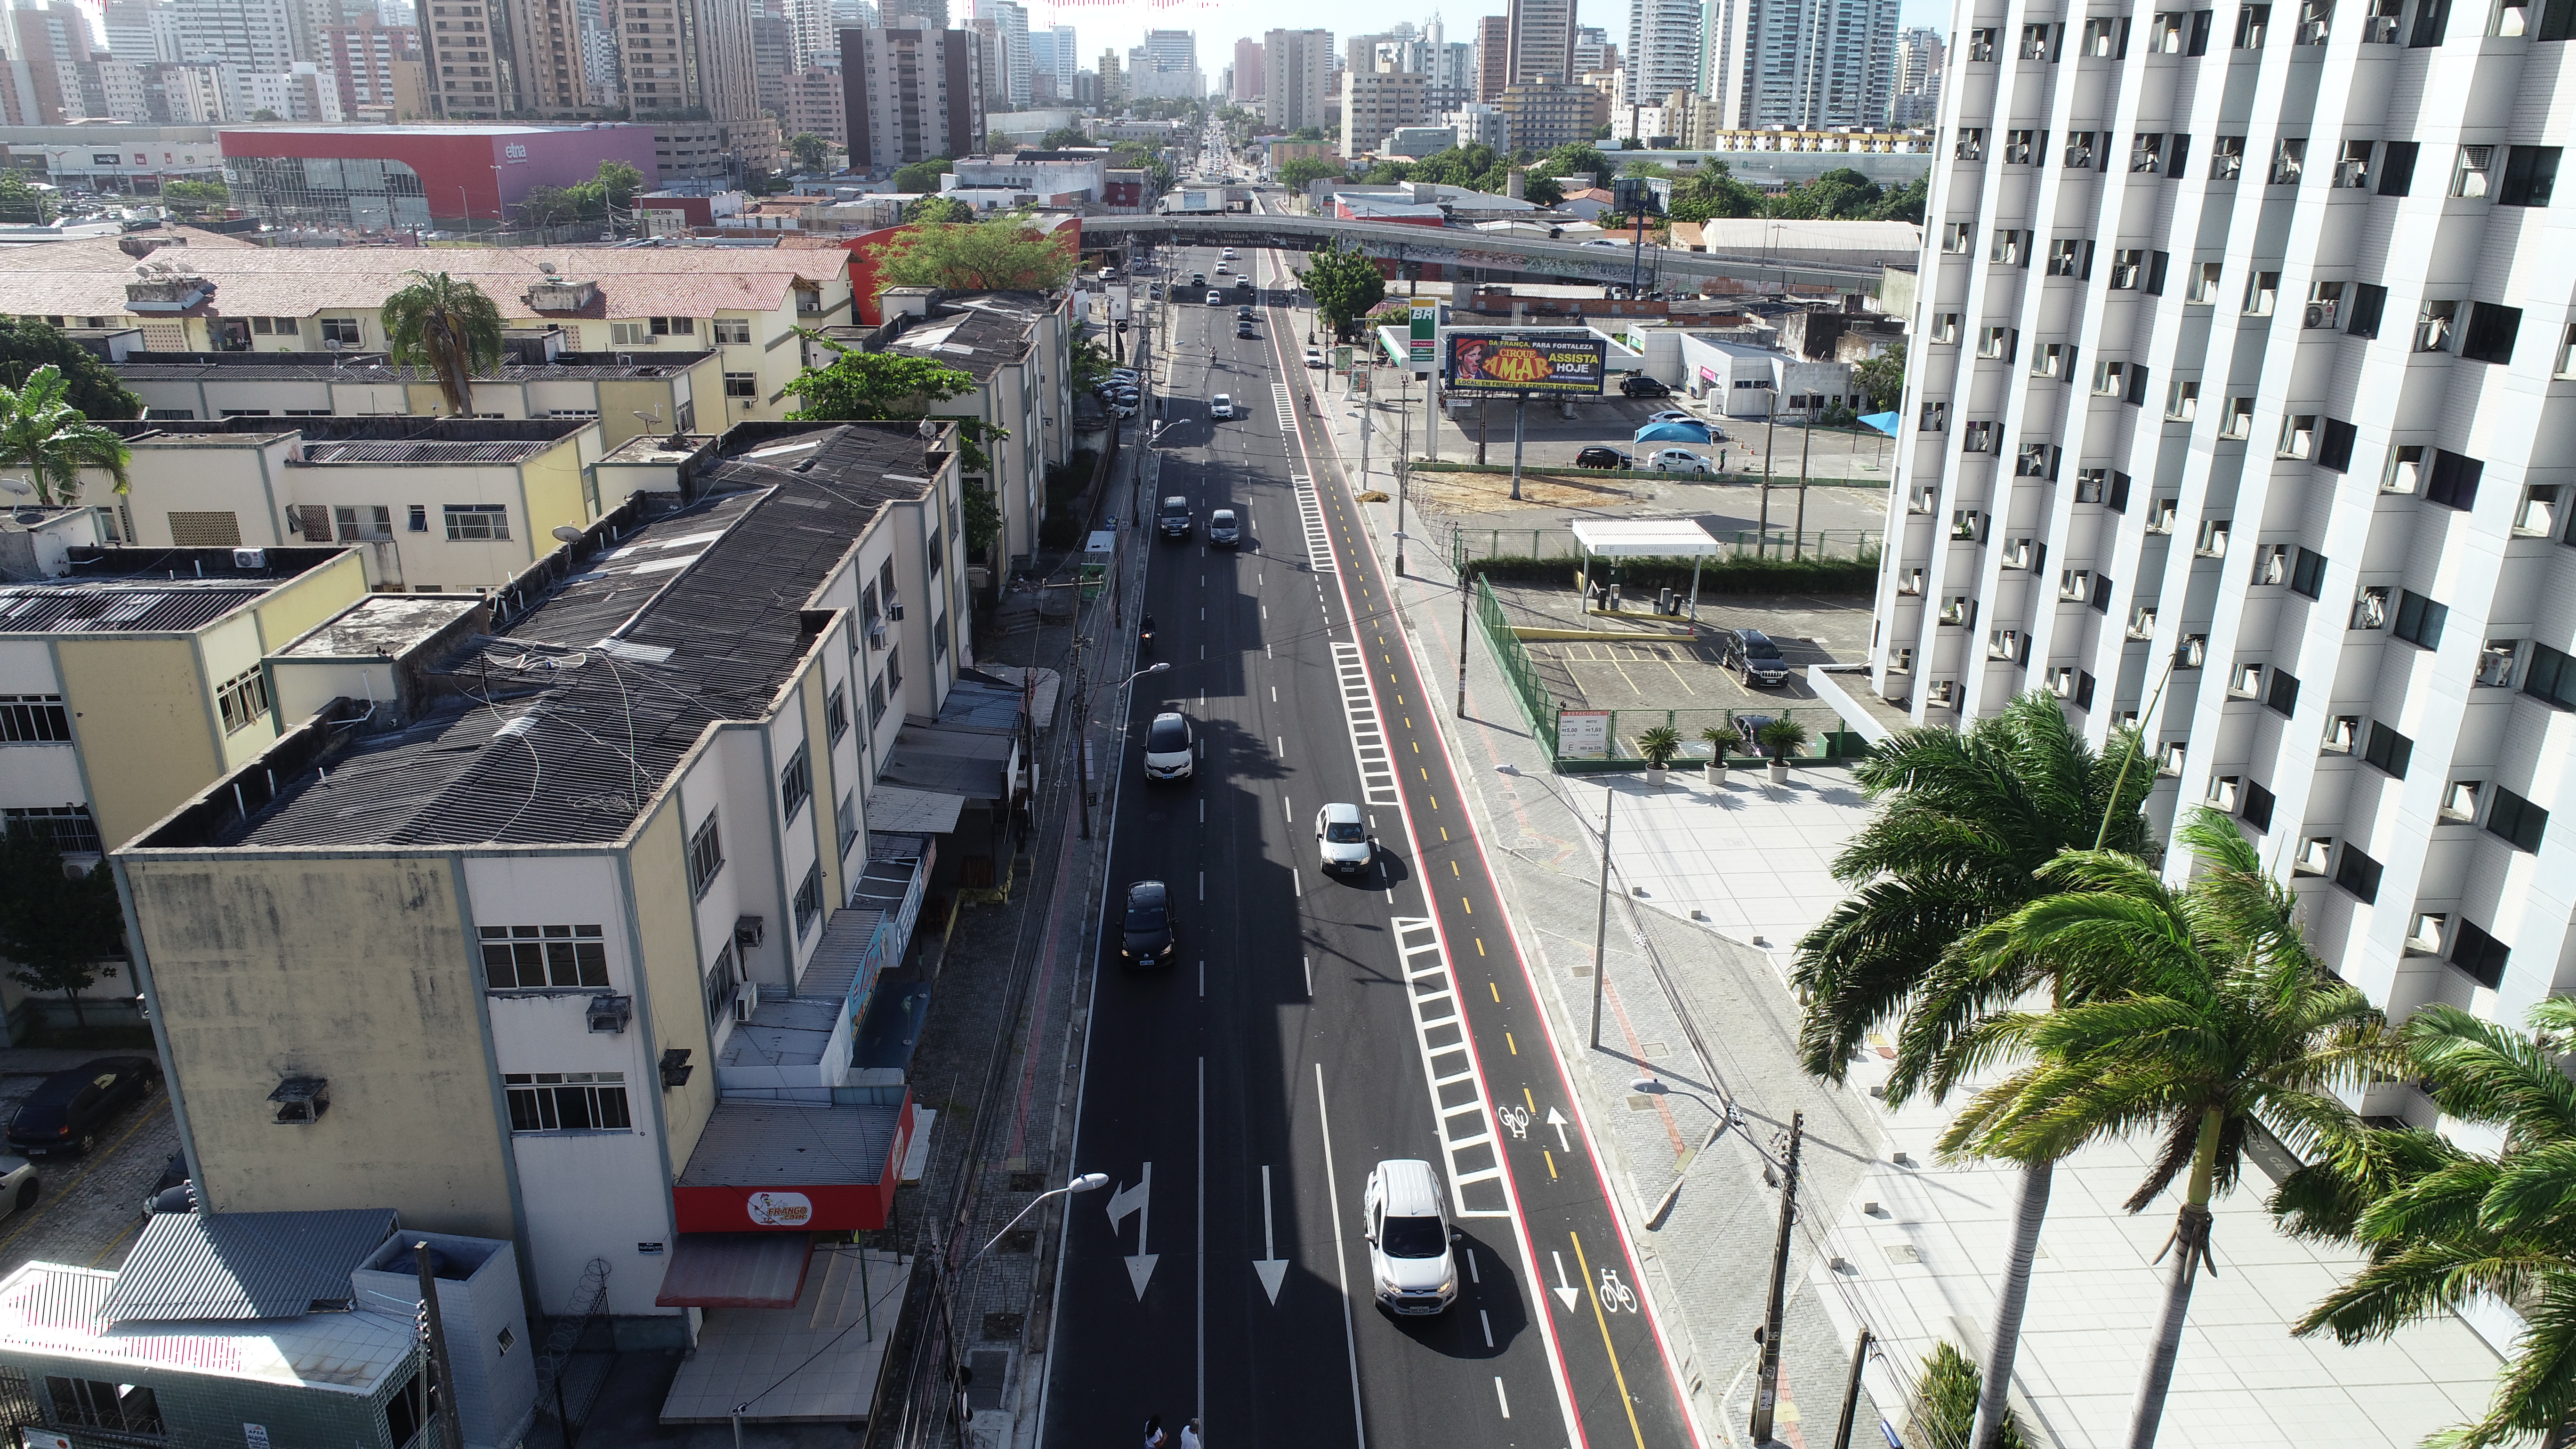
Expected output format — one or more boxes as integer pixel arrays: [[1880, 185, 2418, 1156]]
[[2274, 998, 2576, 1449], [380, 270, 505, 419], [0, 363, 130, 507]]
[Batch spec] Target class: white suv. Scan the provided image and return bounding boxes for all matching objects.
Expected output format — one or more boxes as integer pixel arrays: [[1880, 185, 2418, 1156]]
[[1315, 803, 1372, 875], [1209, 394, 1235, 419], [1143, 712, 1194, 781], [1363, 1159, 1458, 1315]]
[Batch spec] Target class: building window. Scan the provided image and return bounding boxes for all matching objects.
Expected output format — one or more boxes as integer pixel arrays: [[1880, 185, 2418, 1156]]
[[724, 371, 758, 399], [2245, 270, 2281, 314], [1929, 313, 1961, 343], [443, 504, 511, 541], [826, 685, 849, 743], [167, 509, 242, 547], [216, 668, 269, 734], [2237, 2, 2274, 42], [335, 505, 394, 541], [2392, 589, 2449, 648], [2221, 398, 2255, 439], [2290, 547, 2329, 598], [713, 317, 753, 344], [2265, 667, 2302, 715], [2212, 135, 2246, 180], [2460, 304, 2521, 364], [2412, 0, 2455, 42], [2241, 779, 2276, 831], [780, 741, 812, 821], [2450, 919, 2510, 989], [2487, 785, 2549, 851], [2363, 722, 2414, 777], [46, 1378, 162, 1435], [2523, 642, 2576, 708], [1977, 326, 2018, 360], [2426, 449, 2483, 509], [837, 790, 859, 855], [0, 694, 71, 742], [2344, 283, 2388, 338], [1955, 128, 1985, 161], [479, 924, 609, 989], [319, 316, 363, 346], [3, 805, 100, 854], [2190, 261, 2224, 304], [2453, 144, 2495, 197], [793, 862, 824, 936], [702, 941, 739, 1024], [2377, 140, 2420, 196], [2271, 137, 2306, 184], [2317, 419, 2358, 472], [687, 811, 724, 898], [2499, 145, 2560, 205], [505, 1071, 631, 1132], [2167, 380, 2200, 420], [2333, 844, 2383, 902], [1989, 228, 2029, 265], [2335, 139, 2375, 187]]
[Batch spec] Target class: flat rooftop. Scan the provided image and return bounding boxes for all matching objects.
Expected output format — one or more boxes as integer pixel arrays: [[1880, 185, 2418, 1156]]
[[274, 594, 479, 658], [164, 423, 943, 850]]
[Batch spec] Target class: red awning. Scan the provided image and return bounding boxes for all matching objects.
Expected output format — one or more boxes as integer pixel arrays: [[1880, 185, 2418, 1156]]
[[653, 1232, 817, 1309]]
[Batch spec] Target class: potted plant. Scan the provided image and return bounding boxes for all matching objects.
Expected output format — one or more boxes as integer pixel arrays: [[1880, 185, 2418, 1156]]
[[1699, 724, 1732, 787], [1635, 725, 1682, 786], [1757, 716, 1809, 784]]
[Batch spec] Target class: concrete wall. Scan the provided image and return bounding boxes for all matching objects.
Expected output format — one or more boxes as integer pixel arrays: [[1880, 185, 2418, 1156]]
[[55, 636, 222, 853]]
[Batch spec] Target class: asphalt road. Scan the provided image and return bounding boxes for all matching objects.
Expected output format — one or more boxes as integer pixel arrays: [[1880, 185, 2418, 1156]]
[[1041, 230, 1703, 1449]]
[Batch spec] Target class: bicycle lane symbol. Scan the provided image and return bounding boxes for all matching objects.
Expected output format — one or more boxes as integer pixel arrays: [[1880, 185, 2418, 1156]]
[[1596, 1266, 1638, 1315]]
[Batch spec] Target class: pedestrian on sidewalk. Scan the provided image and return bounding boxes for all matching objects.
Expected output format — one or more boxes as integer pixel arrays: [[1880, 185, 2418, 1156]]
[[1180, 1417, 1203, 1449], [1143, 1414, 1167, 1449]]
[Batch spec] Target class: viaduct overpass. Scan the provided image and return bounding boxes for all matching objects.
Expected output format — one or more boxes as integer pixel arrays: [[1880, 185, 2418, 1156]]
[[1071, 211, 1890, 292]]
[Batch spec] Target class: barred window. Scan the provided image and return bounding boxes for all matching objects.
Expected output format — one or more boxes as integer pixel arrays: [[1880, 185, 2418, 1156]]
[[504, 1071, 631, 1132], [702, 942, 739, 1025], [826, 685, 850, 744], [793, 862, 824, 936], [4, 805, 100, 854], [780, 741, 812, 821], [480, 924, 608, 989], [216, 668, 269, 735], [443, 504, 510, 541], [0, 694, 70, 742], [688, 811, 724, 898]]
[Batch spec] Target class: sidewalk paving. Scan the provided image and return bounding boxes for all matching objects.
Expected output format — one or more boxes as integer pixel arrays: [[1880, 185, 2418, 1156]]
[[1295, 361, 2505, 1449]]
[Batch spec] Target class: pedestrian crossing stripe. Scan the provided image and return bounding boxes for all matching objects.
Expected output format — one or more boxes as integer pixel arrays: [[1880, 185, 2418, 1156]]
[[1293, 477, 1336, 576], [1392, 917, 1510, 1217], [1328, 642, 1401, 806], [1269, 382, 1298, 432]]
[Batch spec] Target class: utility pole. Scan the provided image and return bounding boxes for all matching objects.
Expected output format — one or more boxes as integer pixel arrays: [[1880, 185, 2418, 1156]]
[[1456, 537, 1473, 718], [1832, 1324, 1876, 1449], [1759, 391, 1777, 558], [1509, 394, 1527, 501], [415, 1242, 466, 1449], [1587, 789, 1615, 1048], [1794, 411, 1814, 561], [1395, 371, 1413, 576], [1750, 1111, 1805, 1445], [1071, 635, 1092, 840]]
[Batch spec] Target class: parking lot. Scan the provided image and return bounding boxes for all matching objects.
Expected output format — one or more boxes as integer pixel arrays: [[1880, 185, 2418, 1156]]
[[1486, 580, 1877, 722], [0, 1055, 179, 1283]]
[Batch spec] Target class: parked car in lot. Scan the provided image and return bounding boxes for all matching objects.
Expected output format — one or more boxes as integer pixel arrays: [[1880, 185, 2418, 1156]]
[[1363, 1159, 1459, 1315], [1644, 448, 1714, 474], [6, 1056, 161, 1158], [1721, 628, 1794, 686], [1620, 374, 1673, 398], [1646, 409, 1697, 425], [1575, 446, 1633, 470], [1120, 880, 1179, 967], [1209, 508, 1240, 547], [1143, 711, 1196, 781], [143, 1151, 190, 1215], [0, 1156, 34, 1216]]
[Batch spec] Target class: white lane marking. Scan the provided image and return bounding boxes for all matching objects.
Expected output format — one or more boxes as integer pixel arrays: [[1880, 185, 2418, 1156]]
[[1316, 1063, 1367, 1449], [1390, 916, 1509, 1217], [1199, 872, 1205, 901], [1481, 1309, 1496, 1349], [1198, 1058, 1207, 1424], [1108, 1165, 1157, 1297], [1303, 955, 1313, 996], [1495, 1377, 1511, 1419], [1293, 868, 1302, 899], [1328, 641, 1401, 806], [1253, 1165, 1289, 1304]]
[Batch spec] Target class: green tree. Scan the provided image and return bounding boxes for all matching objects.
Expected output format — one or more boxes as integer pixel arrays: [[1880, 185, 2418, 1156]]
[[1297, 239, 1386, 341], [1801, 166, 1884, 218], [1873, 174, 1929, 224], [1541, 143, 1612, 185], [0, 171, 53, 225], [1039, 126, 1092, 149], [892, 156, 954, 193], [1852, 349, 1905, 414], [1666, 160, 1763, 222], [595, 160, 644, 209], [1791, 691, 2152, 1449], [1944, 810, 2395, 1449], [0, 364, 132, 507], [0, 823, 127, 1030], [984, 131, 1018, 154], [788, 133, 834, 172], [784, 348, 976, 422], [514, 185, 584, 240], [905, 194, 974, 223], [1287, 126, 1325, 142], [1278, 157, 1346, 189], [0, 319, 141, 420], [868, 215, 1073, 291], [1621, 159, 1673, 178], [1360, 160, 1414, 184], [2272, 999, 2576, 1449], [248, 107, 282, 121], [160, 178, 230, 217], [1520, 172, 1565, 207], [1910, 1341, 2028, 1449], [379, 270, 505, 419]]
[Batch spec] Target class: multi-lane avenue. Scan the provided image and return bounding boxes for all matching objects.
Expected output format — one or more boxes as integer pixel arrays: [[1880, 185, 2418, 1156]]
[[1038, 222, 1707, 1449]]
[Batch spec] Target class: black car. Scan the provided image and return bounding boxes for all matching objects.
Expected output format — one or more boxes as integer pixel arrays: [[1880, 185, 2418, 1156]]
[[1575, 446, 1632, 470], [7, 1056, 161, 1157], [1120, 880, 1179, 967], [1620, 374, 1674, 398], [1236, 322, 1257, 338], [1235, 305, 1254, 321], [1209, 507, 1240, 547], [1158, 495, 1192, 538], [1722, 628, 1793, 687]]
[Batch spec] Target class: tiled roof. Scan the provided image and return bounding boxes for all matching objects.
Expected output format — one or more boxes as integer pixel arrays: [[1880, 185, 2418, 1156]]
[[0, 233, 827, 322]]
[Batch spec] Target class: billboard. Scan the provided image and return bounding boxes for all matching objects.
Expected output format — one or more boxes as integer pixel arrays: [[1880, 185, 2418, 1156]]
[[1441, 330, 1609, 396], [1409, 301, 1438, 363]]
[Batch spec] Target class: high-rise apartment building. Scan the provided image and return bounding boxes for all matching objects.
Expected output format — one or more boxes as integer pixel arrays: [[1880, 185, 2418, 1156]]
[[1704, 0, 1895, 130], [1873, 0, 2576, 1067], [1623, 0, 1697, 112], [1505, 0, 1574, 83], [840, 24, 983, 169], [1232, 35, 1262, 102], [104, 1, 185, 62], [8, 3, 103, 123], [1338, 67, 1426, 157], [1125, 26, 1196, 97], [1493, 74, 1600, 151], [511, 0, 603, 114], [618, 0, 760, 122], [1572, 22, 1611, 71], [1888, 24, 1940, 126], [1422, 22, 1474, 114], [975, 0, 1029, 108], [1475, 13, 1507, 98], [752, 9, 791, 114], [1027, 24, 1073, 100], [172, 0, 308, 68], [1263, 27, 1330, 134], [319, 16, 423, 115], [1095, 46, 1120, 102]]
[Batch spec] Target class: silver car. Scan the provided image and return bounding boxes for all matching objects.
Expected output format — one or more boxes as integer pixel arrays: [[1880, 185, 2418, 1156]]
[[1363, 1159, 1458, 1314]]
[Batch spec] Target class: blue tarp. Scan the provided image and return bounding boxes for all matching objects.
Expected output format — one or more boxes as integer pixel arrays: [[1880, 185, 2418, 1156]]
[[1633, 420, 1713, 443], [1859, 411, 1903, 437]]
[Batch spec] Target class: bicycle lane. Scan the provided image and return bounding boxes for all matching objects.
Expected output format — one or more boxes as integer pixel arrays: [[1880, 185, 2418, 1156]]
[[1258, 283, 1707, 1449]]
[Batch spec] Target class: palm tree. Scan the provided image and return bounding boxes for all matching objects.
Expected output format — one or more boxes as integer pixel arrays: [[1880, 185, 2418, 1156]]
[[0, 364, 130, 507], [2272, 998, 2576, 1449], [1791, 690, 2150, 1449], [379, 270, 504, 419], [1940, 808, 2397, 1449]]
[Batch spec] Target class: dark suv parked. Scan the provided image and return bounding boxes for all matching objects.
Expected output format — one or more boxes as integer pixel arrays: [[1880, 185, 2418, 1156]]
[[1619, 374, 1673, 398], [1720, 627, 1793, 687], [7, 1056, 161, 1157]]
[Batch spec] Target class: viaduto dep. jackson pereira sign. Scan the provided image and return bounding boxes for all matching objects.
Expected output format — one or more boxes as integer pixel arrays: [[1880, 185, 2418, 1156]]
[[1439, 330, 1609, 395]]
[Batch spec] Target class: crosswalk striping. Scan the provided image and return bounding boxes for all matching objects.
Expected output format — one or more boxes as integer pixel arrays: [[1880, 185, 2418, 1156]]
[[1269, 382, 1298, 432], [1293, 476, 1337, 575], [1328, 642, 1401, 806], [1392, 918, 1510, 1217]]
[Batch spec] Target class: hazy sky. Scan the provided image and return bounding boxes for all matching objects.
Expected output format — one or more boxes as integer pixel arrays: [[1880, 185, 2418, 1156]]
[[1033, 0, 1952, 83]]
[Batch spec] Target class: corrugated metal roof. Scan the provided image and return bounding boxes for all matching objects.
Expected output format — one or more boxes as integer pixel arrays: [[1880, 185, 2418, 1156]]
[[100, 1208, 397, 1324], [0, 1264, 414, 1393], [653, 1232, 816, 1308], [0, 584, 267, 634], [297, 439, 551, 464]]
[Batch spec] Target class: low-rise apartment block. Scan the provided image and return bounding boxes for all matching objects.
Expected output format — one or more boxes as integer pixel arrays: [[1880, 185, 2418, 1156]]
[[0, 233, 850, 423], [874, 288, 1074, 576]]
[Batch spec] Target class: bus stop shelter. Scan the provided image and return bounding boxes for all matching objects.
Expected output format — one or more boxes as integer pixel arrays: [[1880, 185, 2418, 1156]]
[[1570, 518, 1723, 622]]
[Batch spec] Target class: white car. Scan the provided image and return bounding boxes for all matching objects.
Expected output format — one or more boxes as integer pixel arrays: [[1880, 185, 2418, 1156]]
[[1206, 290, 1224, 305], [1646, 448, 1714, 474], [1143, 711, 1194, 782], [0, 1156, 34, 1216], [1363, 1159, 1458, 1315], [1646, 409, 1697, 425], [1220, 247, 1238, 259], [1304, 348, 1326, 369], [1209, 394, 1235, 419], [1315, 803, 1372, 875]]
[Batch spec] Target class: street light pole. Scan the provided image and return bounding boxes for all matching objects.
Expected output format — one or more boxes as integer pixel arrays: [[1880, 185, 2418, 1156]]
[[942, 1173, 1108, 1449], [1509, 393, 1527, 502], [1750, 1110, 1805, 1445], [1587, 789, 1615, 1048]]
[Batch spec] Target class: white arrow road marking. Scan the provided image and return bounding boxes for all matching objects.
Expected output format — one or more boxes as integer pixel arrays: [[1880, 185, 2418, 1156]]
[[1549, 1250, 1579, 1312], [1109, 1162, 1158, 1299], [1545, 1106, 1570, 1153], [1253, 1164, 1288, 1304]]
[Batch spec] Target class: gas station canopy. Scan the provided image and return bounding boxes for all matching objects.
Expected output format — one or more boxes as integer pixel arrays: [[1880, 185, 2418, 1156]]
[[1570, 519, 1723, 557]]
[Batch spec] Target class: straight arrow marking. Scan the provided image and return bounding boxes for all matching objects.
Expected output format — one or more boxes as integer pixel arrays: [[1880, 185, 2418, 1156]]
[[1253, 1164, 1288, 1304], [1110, 1162, 1157, 1299], [1549, 1250, 1579, 1312], [1545, 1106, 1570, 1153]]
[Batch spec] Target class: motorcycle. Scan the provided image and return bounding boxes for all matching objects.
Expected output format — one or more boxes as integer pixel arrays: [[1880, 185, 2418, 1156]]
[[1140, 614, 1157, 654]]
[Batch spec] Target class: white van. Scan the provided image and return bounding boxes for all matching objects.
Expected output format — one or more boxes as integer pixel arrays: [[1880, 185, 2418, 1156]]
[[1362, 1159, 1458, 1315]]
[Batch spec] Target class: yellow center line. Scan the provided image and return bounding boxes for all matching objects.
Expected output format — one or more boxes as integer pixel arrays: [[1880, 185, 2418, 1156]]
[[1440, 826, 1450, 842], [1489, 981, 1501, 1002], [1543, 1150, 1558, 1179], [1568, 1231, 1650, 1449], [1474, 936, 1485, 956], [1523, 1087, 1536, 1112], [1428, 796, 1439, 809], [1460, 897, 1472, 913], [1450, 861, 1460, 877]]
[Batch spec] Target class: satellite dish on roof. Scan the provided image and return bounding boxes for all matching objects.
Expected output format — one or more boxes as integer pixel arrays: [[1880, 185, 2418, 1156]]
[[0, 476, 32, 496], [551, 524, 585, 544]]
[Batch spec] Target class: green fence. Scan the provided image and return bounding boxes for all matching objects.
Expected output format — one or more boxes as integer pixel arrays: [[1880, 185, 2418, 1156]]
[[1450, 525, 1884, 570], [1472, 574, 1562, 757]]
